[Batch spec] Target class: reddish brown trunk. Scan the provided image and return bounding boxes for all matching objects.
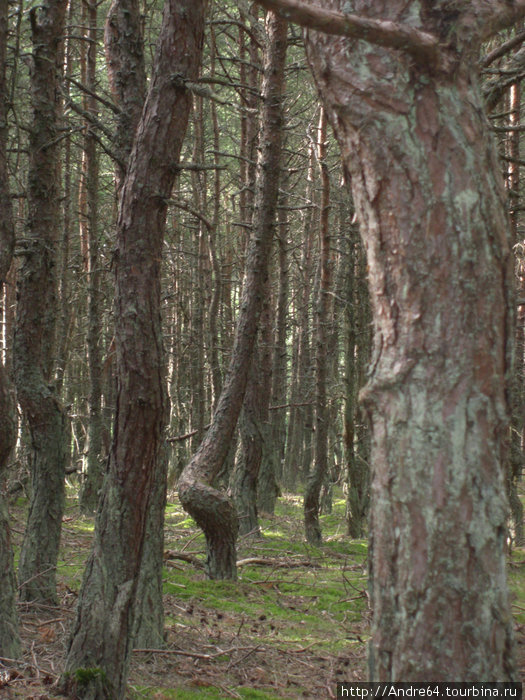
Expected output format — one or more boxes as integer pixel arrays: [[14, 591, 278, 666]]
[[63, 1, 207, 697]]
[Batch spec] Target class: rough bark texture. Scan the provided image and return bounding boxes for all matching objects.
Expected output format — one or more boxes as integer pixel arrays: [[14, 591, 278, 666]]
[[14, 0, 68, 605], [104, 0, 146, 186], [178, 11, 288, 580], [0, 0, 19, 658], [294, 0, 518, 682], [62, 2, 206, 697]]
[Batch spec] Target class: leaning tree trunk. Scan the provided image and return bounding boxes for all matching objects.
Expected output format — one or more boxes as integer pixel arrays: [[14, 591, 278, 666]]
[[0, 0, 19, 656], [255, 0, 525, 681], [62, 2, 207, 698], [294, 0, 518, 680], [14, 0, 68, 605], [178, 11, 288, 580]]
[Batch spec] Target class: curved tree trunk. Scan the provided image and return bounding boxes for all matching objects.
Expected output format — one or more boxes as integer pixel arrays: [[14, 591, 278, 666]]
[[62, 2, 206, 697], [178, 11, 288, 580], [14, 0, 68, 605]]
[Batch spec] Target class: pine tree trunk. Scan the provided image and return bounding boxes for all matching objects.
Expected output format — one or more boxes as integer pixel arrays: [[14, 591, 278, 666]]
[[302, 0, 517, 679], [304, 108, 332, 545], [179, 11, 288, 579], [0, 0, 18, 653], [79, 0, 103, 514], [62, 3, 206, 697], [14, 0, 68, 605]]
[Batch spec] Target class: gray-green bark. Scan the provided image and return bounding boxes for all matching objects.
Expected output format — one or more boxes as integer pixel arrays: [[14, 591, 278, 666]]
[[14, 0, 68, 605], [298, 0, 518, 679], [0, 0, 19, 658], [345, 228, 370, 539]]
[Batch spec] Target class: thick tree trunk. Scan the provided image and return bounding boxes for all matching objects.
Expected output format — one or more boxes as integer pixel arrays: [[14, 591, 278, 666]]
[[62, 2, 206, 697], [0, 0, 18, 654], [14, 0, 68, 605], [300, 0, 517, 679], [178, 11, 288, 580]]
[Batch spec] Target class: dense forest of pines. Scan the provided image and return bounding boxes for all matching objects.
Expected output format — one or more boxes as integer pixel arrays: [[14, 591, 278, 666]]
[[0, 0, 525, 698]]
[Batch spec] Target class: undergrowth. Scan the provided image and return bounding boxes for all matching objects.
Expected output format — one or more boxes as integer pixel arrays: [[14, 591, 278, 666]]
[[5, 488, 525, 699]]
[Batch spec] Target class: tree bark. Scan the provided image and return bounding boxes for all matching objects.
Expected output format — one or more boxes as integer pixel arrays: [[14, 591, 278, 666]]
[[304, 108, 332, 545], [14, 0, 68, 605], [302, 0, 517, 680], [62, 2, 207, 697], [254, 0, 519, 681], [178, 10, 288, 580], [0, 0, 19, 656], [79, 0, 103, 516]]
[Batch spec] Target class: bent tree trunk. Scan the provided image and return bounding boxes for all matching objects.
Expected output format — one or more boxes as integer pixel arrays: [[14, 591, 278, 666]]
[[14, 0, 68, 605], [303, 1, 516, 680], [255, 0, 521, 681], [62, 2, 206, 698], [178, 11, 288, 579]]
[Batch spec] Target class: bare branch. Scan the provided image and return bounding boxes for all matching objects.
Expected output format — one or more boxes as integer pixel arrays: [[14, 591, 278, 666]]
[[251, 0, 448, 69]]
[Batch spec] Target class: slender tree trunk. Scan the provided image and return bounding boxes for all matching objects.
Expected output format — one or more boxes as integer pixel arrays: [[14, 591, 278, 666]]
[[304, 108, 332, 545], [296, 0, 518, 679], [231, 276, 273, 536], [506, 81, 524, 546], [0, 0, 19, 655], [79, 0, 103, 515], [178, 11, 288, 580], [259, 194, 289, 514], [62, 2, 206, 697], [14, 0, 68, 605], [345, 227, 370, 538]]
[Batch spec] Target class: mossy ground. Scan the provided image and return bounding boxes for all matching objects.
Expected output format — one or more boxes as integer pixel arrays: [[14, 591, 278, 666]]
[[3, 489, 525, 699]]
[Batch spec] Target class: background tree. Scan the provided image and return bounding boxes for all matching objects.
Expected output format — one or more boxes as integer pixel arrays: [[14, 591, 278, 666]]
[[178, 10, 288, 579], [0, 0, 19, 657], [14, 0, 69, 605]]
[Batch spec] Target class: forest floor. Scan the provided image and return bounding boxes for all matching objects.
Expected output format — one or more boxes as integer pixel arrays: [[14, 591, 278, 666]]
[[2, 490, 525, 699]]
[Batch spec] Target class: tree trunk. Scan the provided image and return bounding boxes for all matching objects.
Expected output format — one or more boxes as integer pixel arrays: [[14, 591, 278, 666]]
[[345, 227, 370, 539], [301, 1, 517, 680], [62, 2, 206, 697], [79, 0, 103, 515], [14, 0, 68, 605], [255, 0, 521, 681], [0, 0, 19, 655], [304, 108, 332, 545], [259, 195, 289, 514], [178, 11, 288, 580]]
